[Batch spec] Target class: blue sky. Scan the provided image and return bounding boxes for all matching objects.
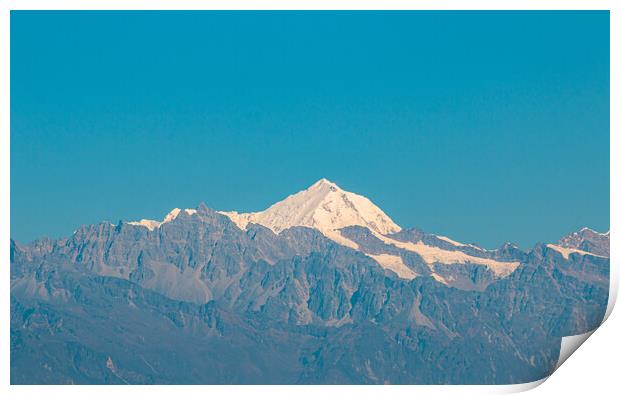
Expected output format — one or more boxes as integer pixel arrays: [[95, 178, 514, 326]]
[[11, 11, 609, 247]]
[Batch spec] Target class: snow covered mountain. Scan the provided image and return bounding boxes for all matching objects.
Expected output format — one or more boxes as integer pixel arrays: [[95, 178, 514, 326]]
[[10, 180, 611, 384], [128, 178, 401, 248], [544, 227, 610, 260], [557, 227, 610, 257], [116, 179, 612, 289], [126, 179, 524, 284], [218, 179, 521, 282], [219, 178, 400, 237]]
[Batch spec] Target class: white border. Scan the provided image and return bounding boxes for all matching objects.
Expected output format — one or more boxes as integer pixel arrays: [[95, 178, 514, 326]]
[[606, 2, 618, 323], [1, 2, 616, 394], [0, 0, 617, 10]]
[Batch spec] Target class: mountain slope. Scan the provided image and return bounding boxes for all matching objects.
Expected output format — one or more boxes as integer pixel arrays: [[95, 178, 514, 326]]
[[557, 227, 610, 257], [10, 217, 609, 384], [9, 181, 611, 384]]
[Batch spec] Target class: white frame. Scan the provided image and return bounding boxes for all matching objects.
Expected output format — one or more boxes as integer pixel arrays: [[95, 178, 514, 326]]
[[1, 2, 617, 394]]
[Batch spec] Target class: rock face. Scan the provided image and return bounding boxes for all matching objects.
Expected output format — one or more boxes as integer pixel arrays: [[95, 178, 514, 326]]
[[10, 181, 610, 384]]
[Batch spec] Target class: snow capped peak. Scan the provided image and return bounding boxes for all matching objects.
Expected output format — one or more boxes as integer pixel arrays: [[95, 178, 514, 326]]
[[563, 226, 610, 241], [577, 227, 609, 236], [309, 178, 339, 191], [128, 208, 197, 230], [217, 179, 523, 281], [557, 226, 610, 258], [123, 181, 523, 282], [220, 179, 402, 236]]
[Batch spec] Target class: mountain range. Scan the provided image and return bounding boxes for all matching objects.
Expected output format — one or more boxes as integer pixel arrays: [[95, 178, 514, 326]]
[[10, 179, 610, 384]]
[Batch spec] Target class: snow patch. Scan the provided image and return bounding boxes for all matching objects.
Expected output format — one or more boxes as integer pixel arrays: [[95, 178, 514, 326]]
[[374, 232, 520, 277], [435, 235, 467, 247], [431, 273, 449, 285], [435, 235, 483, 250], [127, 208, 197, 231], [578, 227, 606, 235], [366, 253, 417, 280], [220, 211, 252, 230], [163, 208, 182, 223], [127, 219, 161, 231], [325, 229, 360, 250], [547, 244, 607, 260]]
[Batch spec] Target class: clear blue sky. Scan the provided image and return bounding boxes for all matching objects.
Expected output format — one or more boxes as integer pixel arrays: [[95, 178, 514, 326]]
[[11, 11, 610, 247]]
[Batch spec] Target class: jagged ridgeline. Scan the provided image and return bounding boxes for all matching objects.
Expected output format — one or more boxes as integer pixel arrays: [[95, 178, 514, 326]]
[[10, 179, 610, 384]]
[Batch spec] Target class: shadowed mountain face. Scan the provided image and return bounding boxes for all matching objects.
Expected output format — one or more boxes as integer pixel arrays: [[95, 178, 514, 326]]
[[10, 181, 610, 384]]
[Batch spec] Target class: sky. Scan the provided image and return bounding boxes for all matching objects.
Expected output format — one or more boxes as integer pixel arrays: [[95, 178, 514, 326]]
[[11, 11, 610, 248]]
